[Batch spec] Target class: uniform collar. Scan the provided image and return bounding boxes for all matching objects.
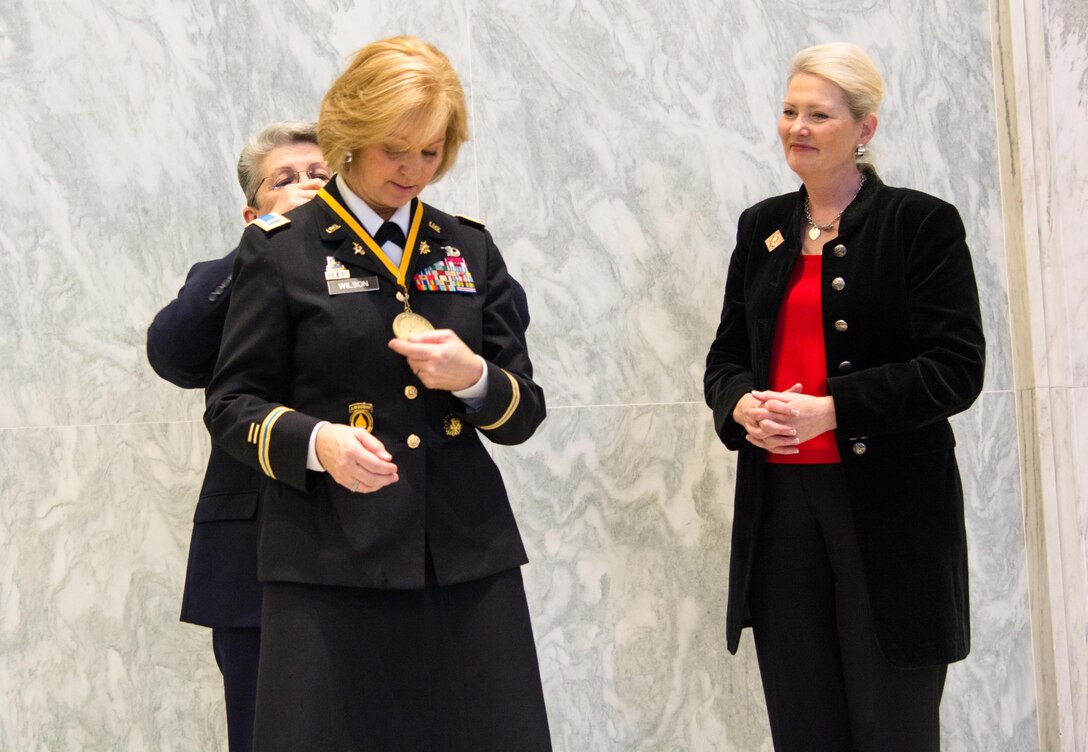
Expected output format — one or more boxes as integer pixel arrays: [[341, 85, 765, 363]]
[[334, 174, 412, 241]]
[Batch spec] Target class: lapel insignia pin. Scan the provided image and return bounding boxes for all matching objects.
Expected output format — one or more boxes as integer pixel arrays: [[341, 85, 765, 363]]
[[419, 240, 431, 255], [428, 220, 441, 233], [348, 402, 374, 433], [443, 415, 463, 437], [353, 241, 366, 256], [251, 212, 291, 233], [325, 223, 341, 234], [765, 230, 785, 253]]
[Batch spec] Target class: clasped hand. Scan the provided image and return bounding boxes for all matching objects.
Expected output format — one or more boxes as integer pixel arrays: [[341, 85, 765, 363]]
[[733, 383, 837, 455]]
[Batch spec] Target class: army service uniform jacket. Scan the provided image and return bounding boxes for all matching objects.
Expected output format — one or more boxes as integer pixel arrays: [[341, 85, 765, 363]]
[[147, 249, 262, 628], [205, 180, 545, 590], [704, 171, 985, 668]]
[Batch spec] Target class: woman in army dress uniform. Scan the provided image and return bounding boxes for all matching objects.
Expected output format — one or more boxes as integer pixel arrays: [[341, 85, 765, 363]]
[[205, 36, 551, 752]]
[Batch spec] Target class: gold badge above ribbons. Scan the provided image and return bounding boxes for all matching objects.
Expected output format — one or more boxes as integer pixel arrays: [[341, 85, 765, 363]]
[[392, 310, 435, 339]]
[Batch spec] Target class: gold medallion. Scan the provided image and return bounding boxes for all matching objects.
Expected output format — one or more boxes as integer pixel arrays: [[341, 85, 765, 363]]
[[392, 310, 435, 339]]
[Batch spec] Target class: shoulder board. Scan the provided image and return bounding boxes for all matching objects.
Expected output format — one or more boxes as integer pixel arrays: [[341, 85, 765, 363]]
[[251, 212, 291, 233], [456, 214, 486, 229]]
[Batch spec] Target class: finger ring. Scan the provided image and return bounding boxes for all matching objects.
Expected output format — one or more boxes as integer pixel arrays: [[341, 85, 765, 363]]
[[351, 480, 360, 493]]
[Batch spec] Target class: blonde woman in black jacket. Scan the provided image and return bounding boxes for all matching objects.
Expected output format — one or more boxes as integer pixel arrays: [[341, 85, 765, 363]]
[[705, 43, 985, 752]]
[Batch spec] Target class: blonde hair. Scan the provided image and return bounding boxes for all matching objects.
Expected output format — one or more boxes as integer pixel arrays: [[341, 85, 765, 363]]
[[318, 36, 468, 180], [789, 43, 884, 122]]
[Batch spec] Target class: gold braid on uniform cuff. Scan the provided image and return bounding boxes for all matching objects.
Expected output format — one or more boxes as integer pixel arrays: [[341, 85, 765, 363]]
[[258, 406, 294, 479], [477, 371, 521, 431]]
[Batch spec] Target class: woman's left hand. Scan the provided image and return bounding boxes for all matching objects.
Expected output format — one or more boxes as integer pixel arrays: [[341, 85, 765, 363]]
[[388, 329, 483, 391], [750, 383, 837, 445]]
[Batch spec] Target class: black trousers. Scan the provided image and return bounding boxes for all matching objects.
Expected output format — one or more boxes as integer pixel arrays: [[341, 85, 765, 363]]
[[253, 561, 551, 752], [749, 464, 947, 752], [211, 626, 261, 752]]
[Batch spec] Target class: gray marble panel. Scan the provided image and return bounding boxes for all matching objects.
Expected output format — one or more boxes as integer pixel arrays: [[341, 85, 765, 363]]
[[0, 0, 475, 429], [466, 0, 1011, 408], [944, 391, 1037, 750], [493, 402, 772, 751], [1047, 0, 1088, 387], [0, 420, 224, 750]]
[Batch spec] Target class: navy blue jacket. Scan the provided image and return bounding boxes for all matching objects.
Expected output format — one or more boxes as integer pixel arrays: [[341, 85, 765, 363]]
[[147, 249, 262, 628]]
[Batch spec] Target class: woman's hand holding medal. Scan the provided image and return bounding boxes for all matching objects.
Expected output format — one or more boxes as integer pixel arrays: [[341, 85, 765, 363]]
[[388, 329, 483, 392]]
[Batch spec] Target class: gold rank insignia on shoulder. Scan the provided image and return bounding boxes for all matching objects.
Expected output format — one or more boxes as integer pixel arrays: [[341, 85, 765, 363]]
[[428, 220, 441, 233], [419, 240, 431, 255], [765, 229, 785, 252], [348, 402, 374, 432], [325, 223, 342, 234], [352, 241, 365, 256], [252, 212, 291, 232], [457, 214, 485, 229], [444, 415, 463, 437]]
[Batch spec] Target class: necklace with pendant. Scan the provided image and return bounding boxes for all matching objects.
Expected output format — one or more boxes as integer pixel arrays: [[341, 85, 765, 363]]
[[804, 174, 867, 241]]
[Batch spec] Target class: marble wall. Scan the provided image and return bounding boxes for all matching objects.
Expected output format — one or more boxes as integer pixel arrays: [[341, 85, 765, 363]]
[[992, 0, 1088, 748], [1045, 0, 1088, 744], [0, 0, 1045, 749]]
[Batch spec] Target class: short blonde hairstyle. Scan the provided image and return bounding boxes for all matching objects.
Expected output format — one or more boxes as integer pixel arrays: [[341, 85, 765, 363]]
[[318, 36, 468, 180], [789, 43, 884, 122]]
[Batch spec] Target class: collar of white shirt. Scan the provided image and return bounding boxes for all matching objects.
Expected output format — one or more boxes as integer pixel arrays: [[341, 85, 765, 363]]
[[335, 174, 411, 257]]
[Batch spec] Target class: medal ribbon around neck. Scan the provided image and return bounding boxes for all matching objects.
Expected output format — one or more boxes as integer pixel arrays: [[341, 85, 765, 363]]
[[317, 187, 424, 288], [317, 187, 434, 338]]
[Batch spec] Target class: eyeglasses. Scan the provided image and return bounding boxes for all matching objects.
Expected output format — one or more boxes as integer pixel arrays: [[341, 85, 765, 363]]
[[249, 167, 332, 206]]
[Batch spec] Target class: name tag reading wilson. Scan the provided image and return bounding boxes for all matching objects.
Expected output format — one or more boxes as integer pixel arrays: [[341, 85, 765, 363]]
[[328, 276, 380, 295]]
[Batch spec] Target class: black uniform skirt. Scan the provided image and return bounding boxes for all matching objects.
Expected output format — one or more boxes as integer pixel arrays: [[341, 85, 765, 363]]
[[252, 560, 552, 752]]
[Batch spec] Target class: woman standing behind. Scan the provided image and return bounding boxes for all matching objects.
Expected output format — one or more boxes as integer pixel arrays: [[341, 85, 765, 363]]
[[704, 43, 984, 751], [205, 36, 551, 752]]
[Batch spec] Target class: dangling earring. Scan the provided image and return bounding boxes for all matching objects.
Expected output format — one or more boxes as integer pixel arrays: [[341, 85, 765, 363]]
[[856, 143, 867, 158]]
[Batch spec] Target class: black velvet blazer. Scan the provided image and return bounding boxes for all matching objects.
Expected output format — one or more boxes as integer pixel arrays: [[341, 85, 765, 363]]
[[704, 170, 985, 667]]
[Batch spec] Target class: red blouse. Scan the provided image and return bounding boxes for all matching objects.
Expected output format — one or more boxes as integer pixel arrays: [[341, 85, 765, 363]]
[[766, 254, 841, 464]]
